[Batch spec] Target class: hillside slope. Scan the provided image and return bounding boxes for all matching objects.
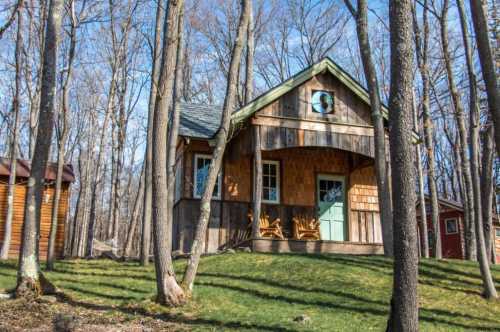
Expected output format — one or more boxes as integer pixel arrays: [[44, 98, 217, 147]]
[[0, 253, 499, 331]]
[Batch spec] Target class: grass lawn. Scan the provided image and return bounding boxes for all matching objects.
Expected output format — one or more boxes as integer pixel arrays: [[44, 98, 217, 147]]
[[0, 253, 499, 331]]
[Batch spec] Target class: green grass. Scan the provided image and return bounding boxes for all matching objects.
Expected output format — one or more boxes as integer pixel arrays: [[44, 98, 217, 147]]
[[1, 253, 499, 331]]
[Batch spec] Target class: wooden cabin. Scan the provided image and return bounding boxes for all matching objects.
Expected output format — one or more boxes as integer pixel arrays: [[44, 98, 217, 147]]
[[493, 218, 500, 264], [416, 196, 500, 261], [0, 158, 74, 260], [172, 57, 401, 255]]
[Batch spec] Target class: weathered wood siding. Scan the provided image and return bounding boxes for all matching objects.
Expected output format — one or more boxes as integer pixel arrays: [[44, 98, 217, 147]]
[[257, 72, 372, 125], [252, 238, 384, 255], [173, 199, 249, 253], [495, 227, 500, 264], [174, 145, 383, 252], [258, 125, 375, 158], [0, 180, 69, 259]]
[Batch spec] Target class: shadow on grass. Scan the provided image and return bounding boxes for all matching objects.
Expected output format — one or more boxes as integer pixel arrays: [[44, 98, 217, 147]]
[[55, 292, 300, 332], [54, 277, 152, 295], [198, 271, 388, 306], [62, 284, 143, 302], [51, 268, 156, 282], [198, 272, 498, 324], [196, 279, 499, 331]]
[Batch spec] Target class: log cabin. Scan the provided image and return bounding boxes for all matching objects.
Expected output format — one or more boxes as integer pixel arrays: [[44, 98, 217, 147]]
[[494, 220, 500, 264], [0, 158, 74, 260], [416, 195, 500, 261], [172, 57, 402, 255]]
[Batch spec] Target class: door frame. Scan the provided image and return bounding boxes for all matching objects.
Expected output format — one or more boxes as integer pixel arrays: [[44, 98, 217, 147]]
[[316, 174, 347, 241]]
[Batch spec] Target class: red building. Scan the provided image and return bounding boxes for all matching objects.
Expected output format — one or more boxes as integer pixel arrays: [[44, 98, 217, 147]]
[[417, 196, 500, 261], [416, 197, 465, 259]]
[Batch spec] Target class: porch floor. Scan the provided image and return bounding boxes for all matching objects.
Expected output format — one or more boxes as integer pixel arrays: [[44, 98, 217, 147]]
[[251, 238, 384, 255]]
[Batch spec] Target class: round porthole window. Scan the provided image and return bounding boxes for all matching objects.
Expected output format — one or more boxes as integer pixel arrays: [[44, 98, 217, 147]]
[[311, 90, 334, 114]]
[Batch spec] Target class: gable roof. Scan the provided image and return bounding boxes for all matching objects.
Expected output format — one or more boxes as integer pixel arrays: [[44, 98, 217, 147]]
[[178, 57, 420, 141], [178, 103, 222, 139], [231, 57, 389, 124], [0, 157, 75, 183]]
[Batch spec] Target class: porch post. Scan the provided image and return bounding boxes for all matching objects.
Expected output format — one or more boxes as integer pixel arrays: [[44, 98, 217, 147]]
[[252, 125, 262, 239]]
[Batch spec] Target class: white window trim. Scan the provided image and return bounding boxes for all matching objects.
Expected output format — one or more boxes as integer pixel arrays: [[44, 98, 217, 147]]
[[193, 154, 222, 200], [262, 160, 280, 204], [495, 228, 500, 238], [445, 218, 458, 235]]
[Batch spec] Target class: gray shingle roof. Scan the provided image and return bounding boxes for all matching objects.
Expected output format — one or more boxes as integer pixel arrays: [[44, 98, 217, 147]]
[[179, 103, 222, 139]]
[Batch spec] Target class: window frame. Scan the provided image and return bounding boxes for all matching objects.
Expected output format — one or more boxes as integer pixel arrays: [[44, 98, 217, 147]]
[[261, 160, 280, 204], [193, 153, 222, 200], [496, 228, 500, 238], [445, 218, 458, 235]]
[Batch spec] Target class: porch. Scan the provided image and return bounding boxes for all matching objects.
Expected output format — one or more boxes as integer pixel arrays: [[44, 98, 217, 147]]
[[251, 238, 384, 255], [172, 197, 384, 255]]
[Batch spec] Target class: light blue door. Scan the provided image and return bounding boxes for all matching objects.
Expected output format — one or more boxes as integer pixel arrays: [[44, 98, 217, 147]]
[[317, 175, 346, 241]]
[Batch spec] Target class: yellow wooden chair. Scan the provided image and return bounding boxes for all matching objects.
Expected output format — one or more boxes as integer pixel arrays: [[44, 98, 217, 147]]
[[292, 215, 320, 240], [248, 210, 285, 240]]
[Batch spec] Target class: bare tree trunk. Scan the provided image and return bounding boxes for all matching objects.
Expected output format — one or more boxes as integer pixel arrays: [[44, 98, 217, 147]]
[[462, 0, 498, 299], [166, 1, 185, 260], [124, 165, 145, 258], [246, 4, 262, 240], [86, 90, 114, 257], [141, 0, 164, 267], [480, 124, 494, 261], [471, 118, 498, 299], [469, 0, 500, 157], [412, 1, 441, 259], [413, 91, 429, 258], [386, 0, 419, 330], [440, 0, 476, 261], [16, 0, 63, 298], [151, 0, 185, 306], [71, 151, 85, 257], [181, 0, 250, 294], [344, 0, 393, 257], [0, 5, 22, 260], [47, 1, 77, 270]]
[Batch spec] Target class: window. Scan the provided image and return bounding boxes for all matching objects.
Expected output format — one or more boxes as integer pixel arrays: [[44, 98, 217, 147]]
[[262, 160, 280, 203], [445, 218, 458, 235], [194, 154, 221, 199], [496, 228, 500, 238]]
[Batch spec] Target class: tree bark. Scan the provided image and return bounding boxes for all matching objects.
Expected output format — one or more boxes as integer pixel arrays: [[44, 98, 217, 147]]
[[246, 4, 262, 240], [151, 0, 185, 306], [462, 0, 498, 299], [47, 1, 77, 269], [16, 0, 64, 298], [412, 1, 442, 259], [386, 0, 419, 330], [124, 165, 145, 258], [165, 1, 185, 259], [344, 0, 393, 257], [141, 0, 165, 267], [0, 5, 22, 260], [181, 0, 250, 294], [469, 0, 500, 157], [412, 92, 429, 258], [480, 124, 494, 261], [440, 0, 476, 261]]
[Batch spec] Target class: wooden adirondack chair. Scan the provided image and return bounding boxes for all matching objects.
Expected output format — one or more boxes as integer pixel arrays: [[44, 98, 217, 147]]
[[292, 215, 320, 240], [248, 210, 285, 240]]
